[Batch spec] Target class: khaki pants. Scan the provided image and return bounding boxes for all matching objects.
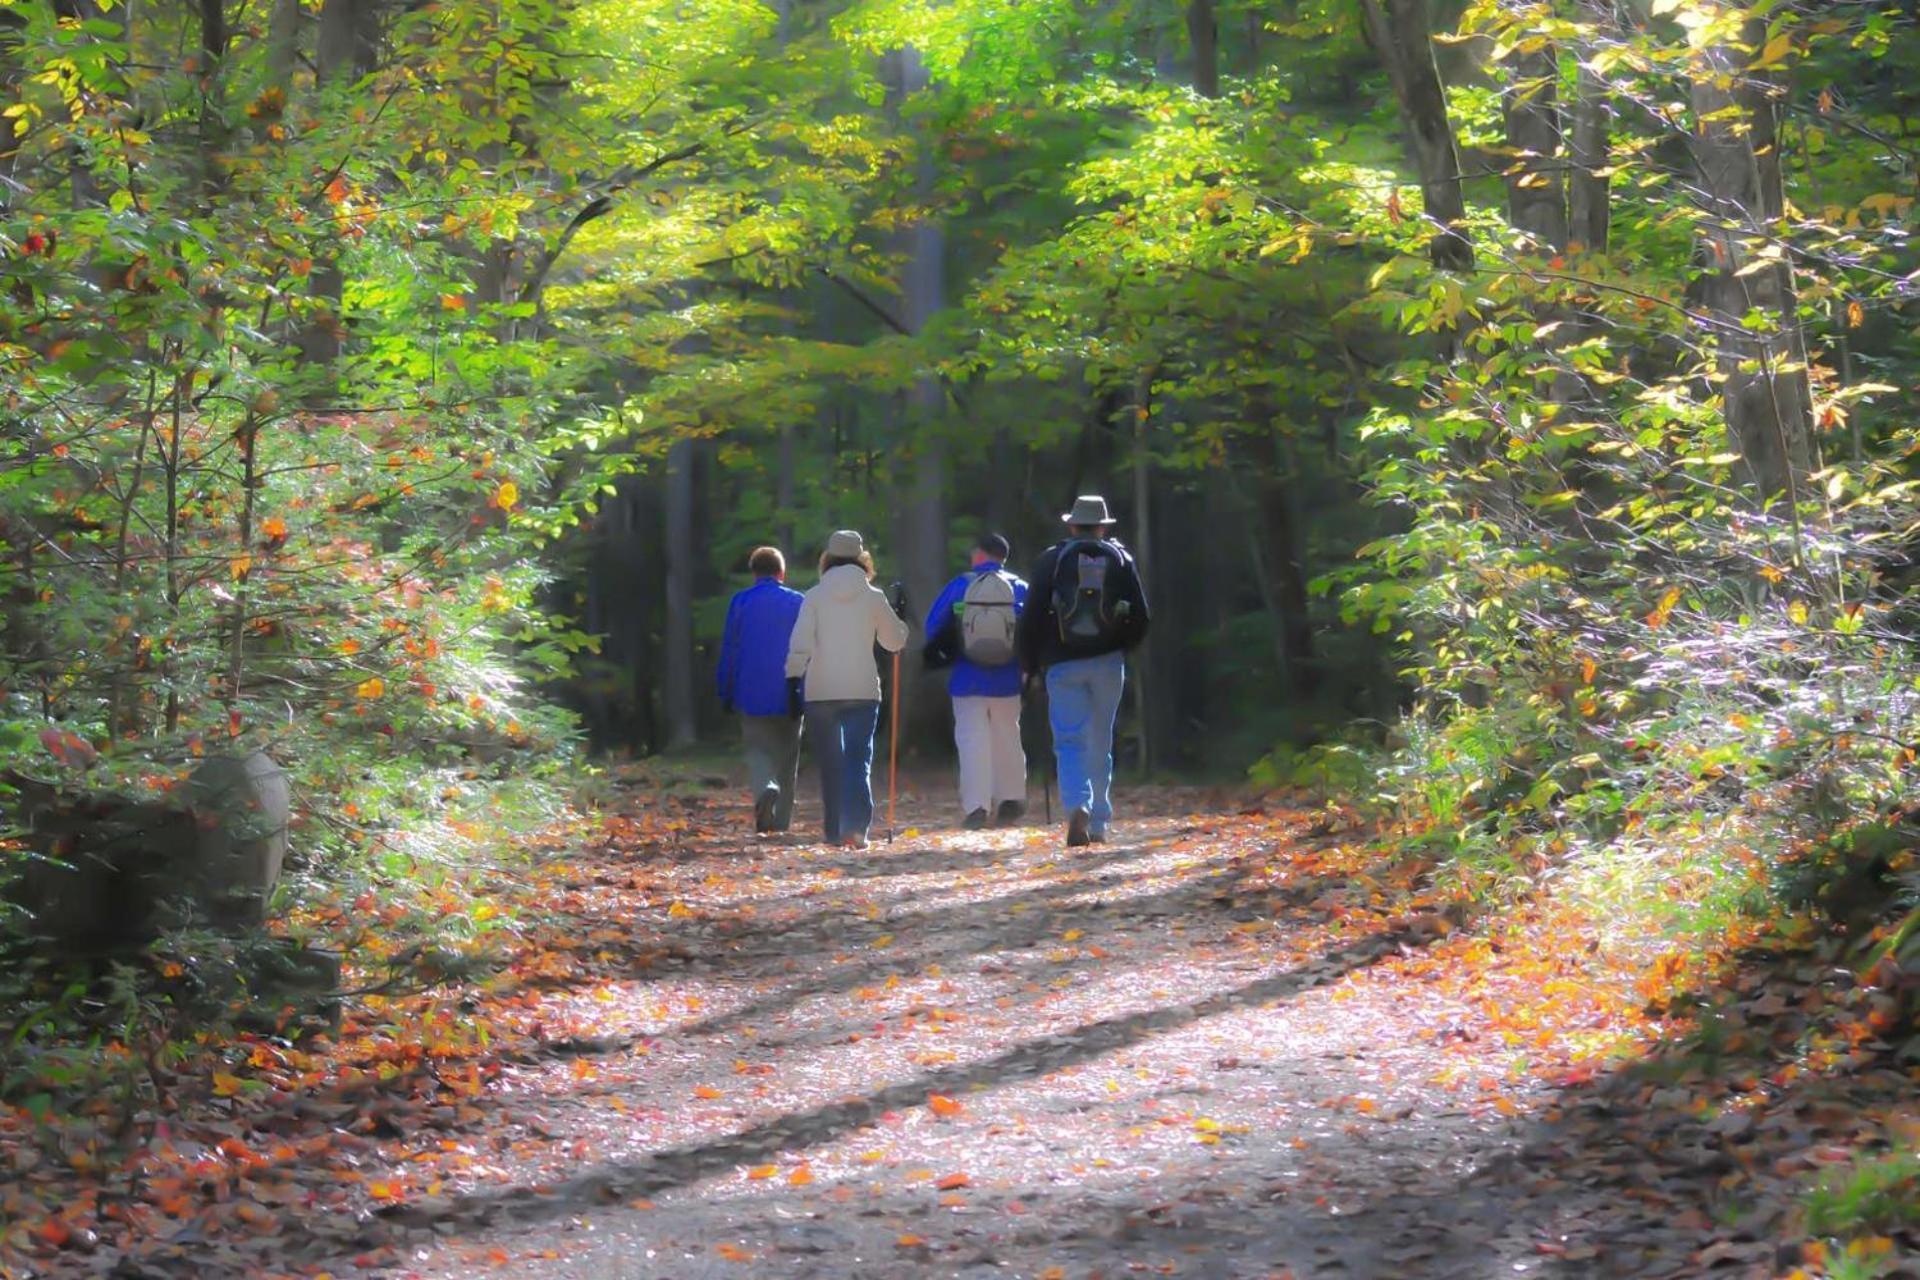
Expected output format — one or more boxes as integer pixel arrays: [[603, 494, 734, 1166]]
[[740, 713, 801, 830], [952, 695, 1026, 815]]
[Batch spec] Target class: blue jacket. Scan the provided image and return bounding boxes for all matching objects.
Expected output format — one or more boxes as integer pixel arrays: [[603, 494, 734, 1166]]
[[717, 577, 804, 717], [924, 562, 1028, 698]]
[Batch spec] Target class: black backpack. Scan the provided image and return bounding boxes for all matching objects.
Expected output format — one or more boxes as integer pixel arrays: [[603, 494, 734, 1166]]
[[1050, 539, 1129, 652]]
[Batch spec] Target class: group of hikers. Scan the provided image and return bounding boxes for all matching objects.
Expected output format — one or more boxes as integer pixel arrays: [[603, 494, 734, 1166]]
[[714, 495, 1151, 848]]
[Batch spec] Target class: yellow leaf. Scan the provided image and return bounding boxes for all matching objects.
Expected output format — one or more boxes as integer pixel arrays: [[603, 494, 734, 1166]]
[[230, 555, 252, 580], [440, 293, 466, 312], [495, 480, 519, 510], [872, 933, 894, 948], [1788, 600, 1809, 625], [212, 1072, 245, 1097], [1847, 300, 1865, 329], [668, 901, 694, 918], [355, 677, 385, 699], [1040, 1269, 1067, 1280], [1062, 928, 1084, 942], [746, 1165, 777, 1180], [1752, 31, 1793, 69]]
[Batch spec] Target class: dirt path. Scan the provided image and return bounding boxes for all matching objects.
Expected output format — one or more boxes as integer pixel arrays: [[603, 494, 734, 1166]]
[[21, 780, 1901, 1279], [360, 788, 1570, 1280]]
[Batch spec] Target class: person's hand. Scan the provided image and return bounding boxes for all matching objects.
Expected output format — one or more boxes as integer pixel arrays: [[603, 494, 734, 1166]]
[[786, 678, 805, 719]]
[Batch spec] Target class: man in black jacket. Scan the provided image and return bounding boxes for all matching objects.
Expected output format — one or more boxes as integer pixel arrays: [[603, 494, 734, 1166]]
[[1016, 495, 1150, 847]]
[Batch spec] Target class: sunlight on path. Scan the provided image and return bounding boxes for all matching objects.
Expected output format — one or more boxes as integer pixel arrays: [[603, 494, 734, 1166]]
[[378, 792, 1543, 1280]]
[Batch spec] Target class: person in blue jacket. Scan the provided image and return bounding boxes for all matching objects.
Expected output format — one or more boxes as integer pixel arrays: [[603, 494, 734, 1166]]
[[924, 533, 1030, 830], [717, 546, 806, 834]]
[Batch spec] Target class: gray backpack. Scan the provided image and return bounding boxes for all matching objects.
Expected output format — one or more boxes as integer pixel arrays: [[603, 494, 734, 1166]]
[[958, 569, 1019, 666]]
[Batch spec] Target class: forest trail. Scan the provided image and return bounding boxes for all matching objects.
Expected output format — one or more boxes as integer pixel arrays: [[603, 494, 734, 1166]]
[[383, 786, 1531, 1280], [16, 780, 1902, 1280], [308, 780, 1838, 1280]]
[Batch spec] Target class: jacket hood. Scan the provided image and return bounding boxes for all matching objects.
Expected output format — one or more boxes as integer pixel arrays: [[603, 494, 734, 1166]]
[[819, 563, 873, 600]]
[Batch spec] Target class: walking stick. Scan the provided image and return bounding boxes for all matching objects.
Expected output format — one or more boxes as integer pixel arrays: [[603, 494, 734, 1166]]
[[887, 647, 902, 841]]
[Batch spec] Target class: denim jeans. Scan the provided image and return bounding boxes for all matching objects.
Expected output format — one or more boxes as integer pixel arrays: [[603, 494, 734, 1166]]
[[1046, 650, 1127, 833], [805, 699, 881, 841]]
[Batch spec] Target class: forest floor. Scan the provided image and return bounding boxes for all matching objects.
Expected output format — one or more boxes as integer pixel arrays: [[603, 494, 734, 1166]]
[[2, 774, 1914, 1280]]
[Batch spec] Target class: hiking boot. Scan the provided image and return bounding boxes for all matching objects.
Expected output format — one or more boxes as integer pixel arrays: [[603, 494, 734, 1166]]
[[963, 808, 989, 831], [1067, 807, 1091, 848], [1089, 827, 1107, 844], [994, 800, 1026, 827], [754, 785, 780, 835]]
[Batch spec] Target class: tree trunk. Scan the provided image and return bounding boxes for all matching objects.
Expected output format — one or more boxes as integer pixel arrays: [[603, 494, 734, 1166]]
[[889, 45, 947, 745], [1129, 371, 1153, 775], [1502, 45, 1568, 252], [1568, 45, 1611, 254], [1187, 0, 1219, 98], [1689, 17, 1814, 506], [1356, 0, 1473, 271], [299, 0, 378, 368], [663, 438, 698, 749]]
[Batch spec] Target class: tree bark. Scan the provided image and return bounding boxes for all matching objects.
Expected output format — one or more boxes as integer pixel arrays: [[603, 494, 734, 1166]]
[[888, 45, 947, 736], [1568, 51, 1611, 254], [1187, 0, 1219, 98], [1689, 16, 1814, 506], [298, 0, 378, 368], [663, 438, 698, 749], [1357, 0, 1473, 271], [1502, 45, 1568, 252]]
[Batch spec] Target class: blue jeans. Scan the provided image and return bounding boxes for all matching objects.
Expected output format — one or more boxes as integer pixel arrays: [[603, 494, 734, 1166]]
[[1046, 650, 1127, 833], [806, 700, 880, 841]]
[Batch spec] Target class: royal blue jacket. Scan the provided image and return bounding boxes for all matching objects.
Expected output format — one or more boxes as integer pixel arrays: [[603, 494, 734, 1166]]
[[924, 562, 1029, 698], [717, 577, 805, 717]]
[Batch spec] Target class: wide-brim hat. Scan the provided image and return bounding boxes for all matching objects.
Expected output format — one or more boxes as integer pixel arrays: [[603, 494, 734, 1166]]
[[825, 529, 866, 559], [1061, 494, 1115, 526]]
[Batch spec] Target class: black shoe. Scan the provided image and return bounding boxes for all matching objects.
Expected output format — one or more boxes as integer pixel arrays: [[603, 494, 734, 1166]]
[[994, 800, 1026, 827], [963, 808, 989, 831], [1089, 828, 1107, 844], [754, 785, 779, 834], [1067, 808, 1091, 848]]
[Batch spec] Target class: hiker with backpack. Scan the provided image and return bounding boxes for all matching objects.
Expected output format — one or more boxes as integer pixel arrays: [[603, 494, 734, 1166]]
[[784, 530, 911, 849], [1017, 496, 1151, 848], [716, 545, 806, 834], [923, 533, 1029, 830]]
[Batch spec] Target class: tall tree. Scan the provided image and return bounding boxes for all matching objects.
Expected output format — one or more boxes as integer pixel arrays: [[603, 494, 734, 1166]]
[[1688, 10, 1814, 506], [1356, 0, 1473, 270]]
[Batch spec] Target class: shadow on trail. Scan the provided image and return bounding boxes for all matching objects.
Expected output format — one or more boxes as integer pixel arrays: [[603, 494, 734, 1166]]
[[673, 843, 1246, 1042], [376, 908, 1450, 1235]]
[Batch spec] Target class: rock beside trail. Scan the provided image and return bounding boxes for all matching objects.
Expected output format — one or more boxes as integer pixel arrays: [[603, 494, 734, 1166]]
[[7, 749, 291, 946]]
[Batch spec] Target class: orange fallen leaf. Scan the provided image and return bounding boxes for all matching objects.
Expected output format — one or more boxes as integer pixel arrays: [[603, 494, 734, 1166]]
[[788, 1166, 814, 1186], [935, 1172, 970, 1190], [896, 1234, 926, 1248], [927, 1093, 965, 1118], [746, 1165, 777, 1180], [715, 1243, 753, 1262], [1040, 1269, 1067, 1280], [693, 1085, 722, 1099]]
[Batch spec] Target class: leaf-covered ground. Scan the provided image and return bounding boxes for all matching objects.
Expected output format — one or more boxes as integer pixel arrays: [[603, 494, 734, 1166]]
[[2, 780, 1913, 1279]]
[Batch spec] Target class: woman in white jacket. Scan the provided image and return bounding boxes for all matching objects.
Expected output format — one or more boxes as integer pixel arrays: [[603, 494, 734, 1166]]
[[785, 530, 910, 847]]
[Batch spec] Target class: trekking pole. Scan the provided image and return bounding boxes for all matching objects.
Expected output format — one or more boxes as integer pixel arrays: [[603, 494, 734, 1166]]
[[887, 647, 902, 841]]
